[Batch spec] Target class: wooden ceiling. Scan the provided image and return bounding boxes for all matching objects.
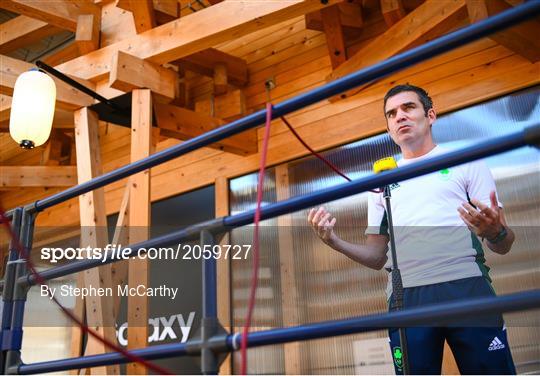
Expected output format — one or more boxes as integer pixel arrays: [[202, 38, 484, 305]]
[[0, 0, 538, 197]]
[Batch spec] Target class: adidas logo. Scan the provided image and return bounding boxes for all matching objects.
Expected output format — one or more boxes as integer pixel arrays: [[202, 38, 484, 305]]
[[488, 337, 505, 351]]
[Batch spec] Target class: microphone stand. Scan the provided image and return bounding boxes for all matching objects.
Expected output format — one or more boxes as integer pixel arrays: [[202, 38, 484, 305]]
[[384, 185, 410, 375]]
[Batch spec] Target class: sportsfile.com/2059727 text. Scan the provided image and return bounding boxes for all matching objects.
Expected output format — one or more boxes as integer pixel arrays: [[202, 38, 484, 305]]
[[40, 244, 252, 263]]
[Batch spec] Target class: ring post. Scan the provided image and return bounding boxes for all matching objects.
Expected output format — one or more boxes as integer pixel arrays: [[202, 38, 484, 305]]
[[0, 208, 23, 374], [5, 209, 35, 374], [198, 229, 228, 375]]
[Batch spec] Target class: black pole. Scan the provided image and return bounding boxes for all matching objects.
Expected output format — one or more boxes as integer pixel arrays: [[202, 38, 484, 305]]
[[383, 186, 410, 375], [35, 61, 124, 112]]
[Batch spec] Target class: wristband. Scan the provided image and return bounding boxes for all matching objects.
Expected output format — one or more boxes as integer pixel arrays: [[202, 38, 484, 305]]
[[487, 225, 507, 244]]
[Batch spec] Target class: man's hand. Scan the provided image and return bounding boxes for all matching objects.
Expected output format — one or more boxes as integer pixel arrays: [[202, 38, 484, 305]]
[[457, 191, 503, 239], [308, 207, 337, 244], [308, 207, 389, 269]]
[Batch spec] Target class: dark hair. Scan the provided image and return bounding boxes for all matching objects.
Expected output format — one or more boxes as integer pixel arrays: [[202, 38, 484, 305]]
[[383, 84, 433, 116]]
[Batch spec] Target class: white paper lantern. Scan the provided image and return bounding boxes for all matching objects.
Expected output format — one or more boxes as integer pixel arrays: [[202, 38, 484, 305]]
[[9, 69, 56, 149]]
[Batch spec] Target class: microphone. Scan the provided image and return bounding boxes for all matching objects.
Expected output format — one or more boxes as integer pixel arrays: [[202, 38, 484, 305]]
[[372, 156, 410, 372], [373, 156, 398, 174], [373, 157, 398, 193]]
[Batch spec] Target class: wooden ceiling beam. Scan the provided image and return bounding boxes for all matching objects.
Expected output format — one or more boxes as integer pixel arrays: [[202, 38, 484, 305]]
[[55, 0, 344, 82], [0, 166, 77, 187], [1, 109, 75, 133], [0, 95, 12, 125], [0, 55, 95, 110], [176, 48, 248, 88], [41, 13, 101, 65], [466, 0, 540, 62], [0, 0, 100, 32], [327, 0, 467, 100], [51, 110, 76, 127], [153, 102, 257, 156], [321, 5, 348, 69], [194, 89, 245, 121], [0, 16, 61, 54], [109, 51, 177, 103], [305, 2, 363, 34], [381, 0, 407, 27], [41, 43, 80, 66], [153, 0, 179, 24], [76, 13, 101, 55], [117, 0, 179, 25], [129, 0, 156, 33]]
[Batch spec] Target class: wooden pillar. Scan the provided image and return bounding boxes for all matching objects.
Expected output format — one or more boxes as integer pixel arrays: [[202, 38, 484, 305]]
[[214, 63, 228, 95], [173, 67, 187, 108], [275, 164, 302, 373], [127, 89, 153, 374], [215, 176, 232, 374], [69, 274, 86, 375], [74, 107, 119, 375], [111, 181, 131, 319]]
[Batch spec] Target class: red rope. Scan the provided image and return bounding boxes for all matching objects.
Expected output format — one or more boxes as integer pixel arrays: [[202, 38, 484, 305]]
[[240, 102, 273, 375], [0, 207, 172, 375], [280, 115, 381, 193], [280, 116, 351, 182]]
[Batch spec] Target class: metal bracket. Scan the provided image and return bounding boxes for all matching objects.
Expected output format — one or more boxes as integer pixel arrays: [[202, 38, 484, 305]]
[[1, 261, 19, 305], [12, 261, 30, 300], [264, 77, 276, 91], [5, 351, 21, 375], [189, 318, 229, 374], [265, 77, 276, 102]]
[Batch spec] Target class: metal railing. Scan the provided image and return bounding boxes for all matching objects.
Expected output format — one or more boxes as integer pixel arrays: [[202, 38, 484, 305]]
[[2, 1, 540, 374]]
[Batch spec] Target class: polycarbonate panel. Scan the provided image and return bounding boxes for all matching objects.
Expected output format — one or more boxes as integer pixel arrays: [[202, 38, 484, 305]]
[[287, 138, 398, 374], [229, 170, 285, 374], [229, 86, 539, 374]]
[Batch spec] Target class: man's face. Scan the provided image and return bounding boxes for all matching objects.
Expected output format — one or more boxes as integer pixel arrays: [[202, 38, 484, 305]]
[[384, 91, 435, 147]]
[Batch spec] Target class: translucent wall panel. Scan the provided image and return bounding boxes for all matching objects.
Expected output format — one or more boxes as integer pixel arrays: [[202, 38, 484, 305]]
[[230, 171, 285, 374], [229, 86, 539, 374]]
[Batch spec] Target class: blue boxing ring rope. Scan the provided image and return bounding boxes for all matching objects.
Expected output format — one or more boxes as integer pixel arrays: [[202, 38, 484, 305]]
[[2, 1, 540, 374]]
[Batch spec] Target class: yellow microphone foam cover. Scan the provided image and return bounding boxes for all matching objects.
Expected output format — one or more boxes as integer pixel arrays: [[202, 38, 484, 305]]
[[373, 157, 398, 174]]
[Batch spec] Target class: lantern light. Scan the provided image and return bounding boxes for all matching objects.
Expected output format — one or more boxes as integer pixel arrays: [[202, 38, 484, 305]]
[[9, 68, 56, 149]]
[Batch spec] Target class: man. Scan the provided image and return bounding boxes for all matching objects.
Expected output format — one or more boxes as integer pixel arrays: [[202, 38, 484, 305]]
[[308, 84, 516, 374]]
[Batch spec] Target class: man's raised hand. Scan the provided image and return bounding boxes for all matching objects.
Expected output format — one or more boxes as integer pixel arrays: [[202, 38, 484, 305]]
[[308, 207, 337, 244], [458, 191, 503, 239]]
